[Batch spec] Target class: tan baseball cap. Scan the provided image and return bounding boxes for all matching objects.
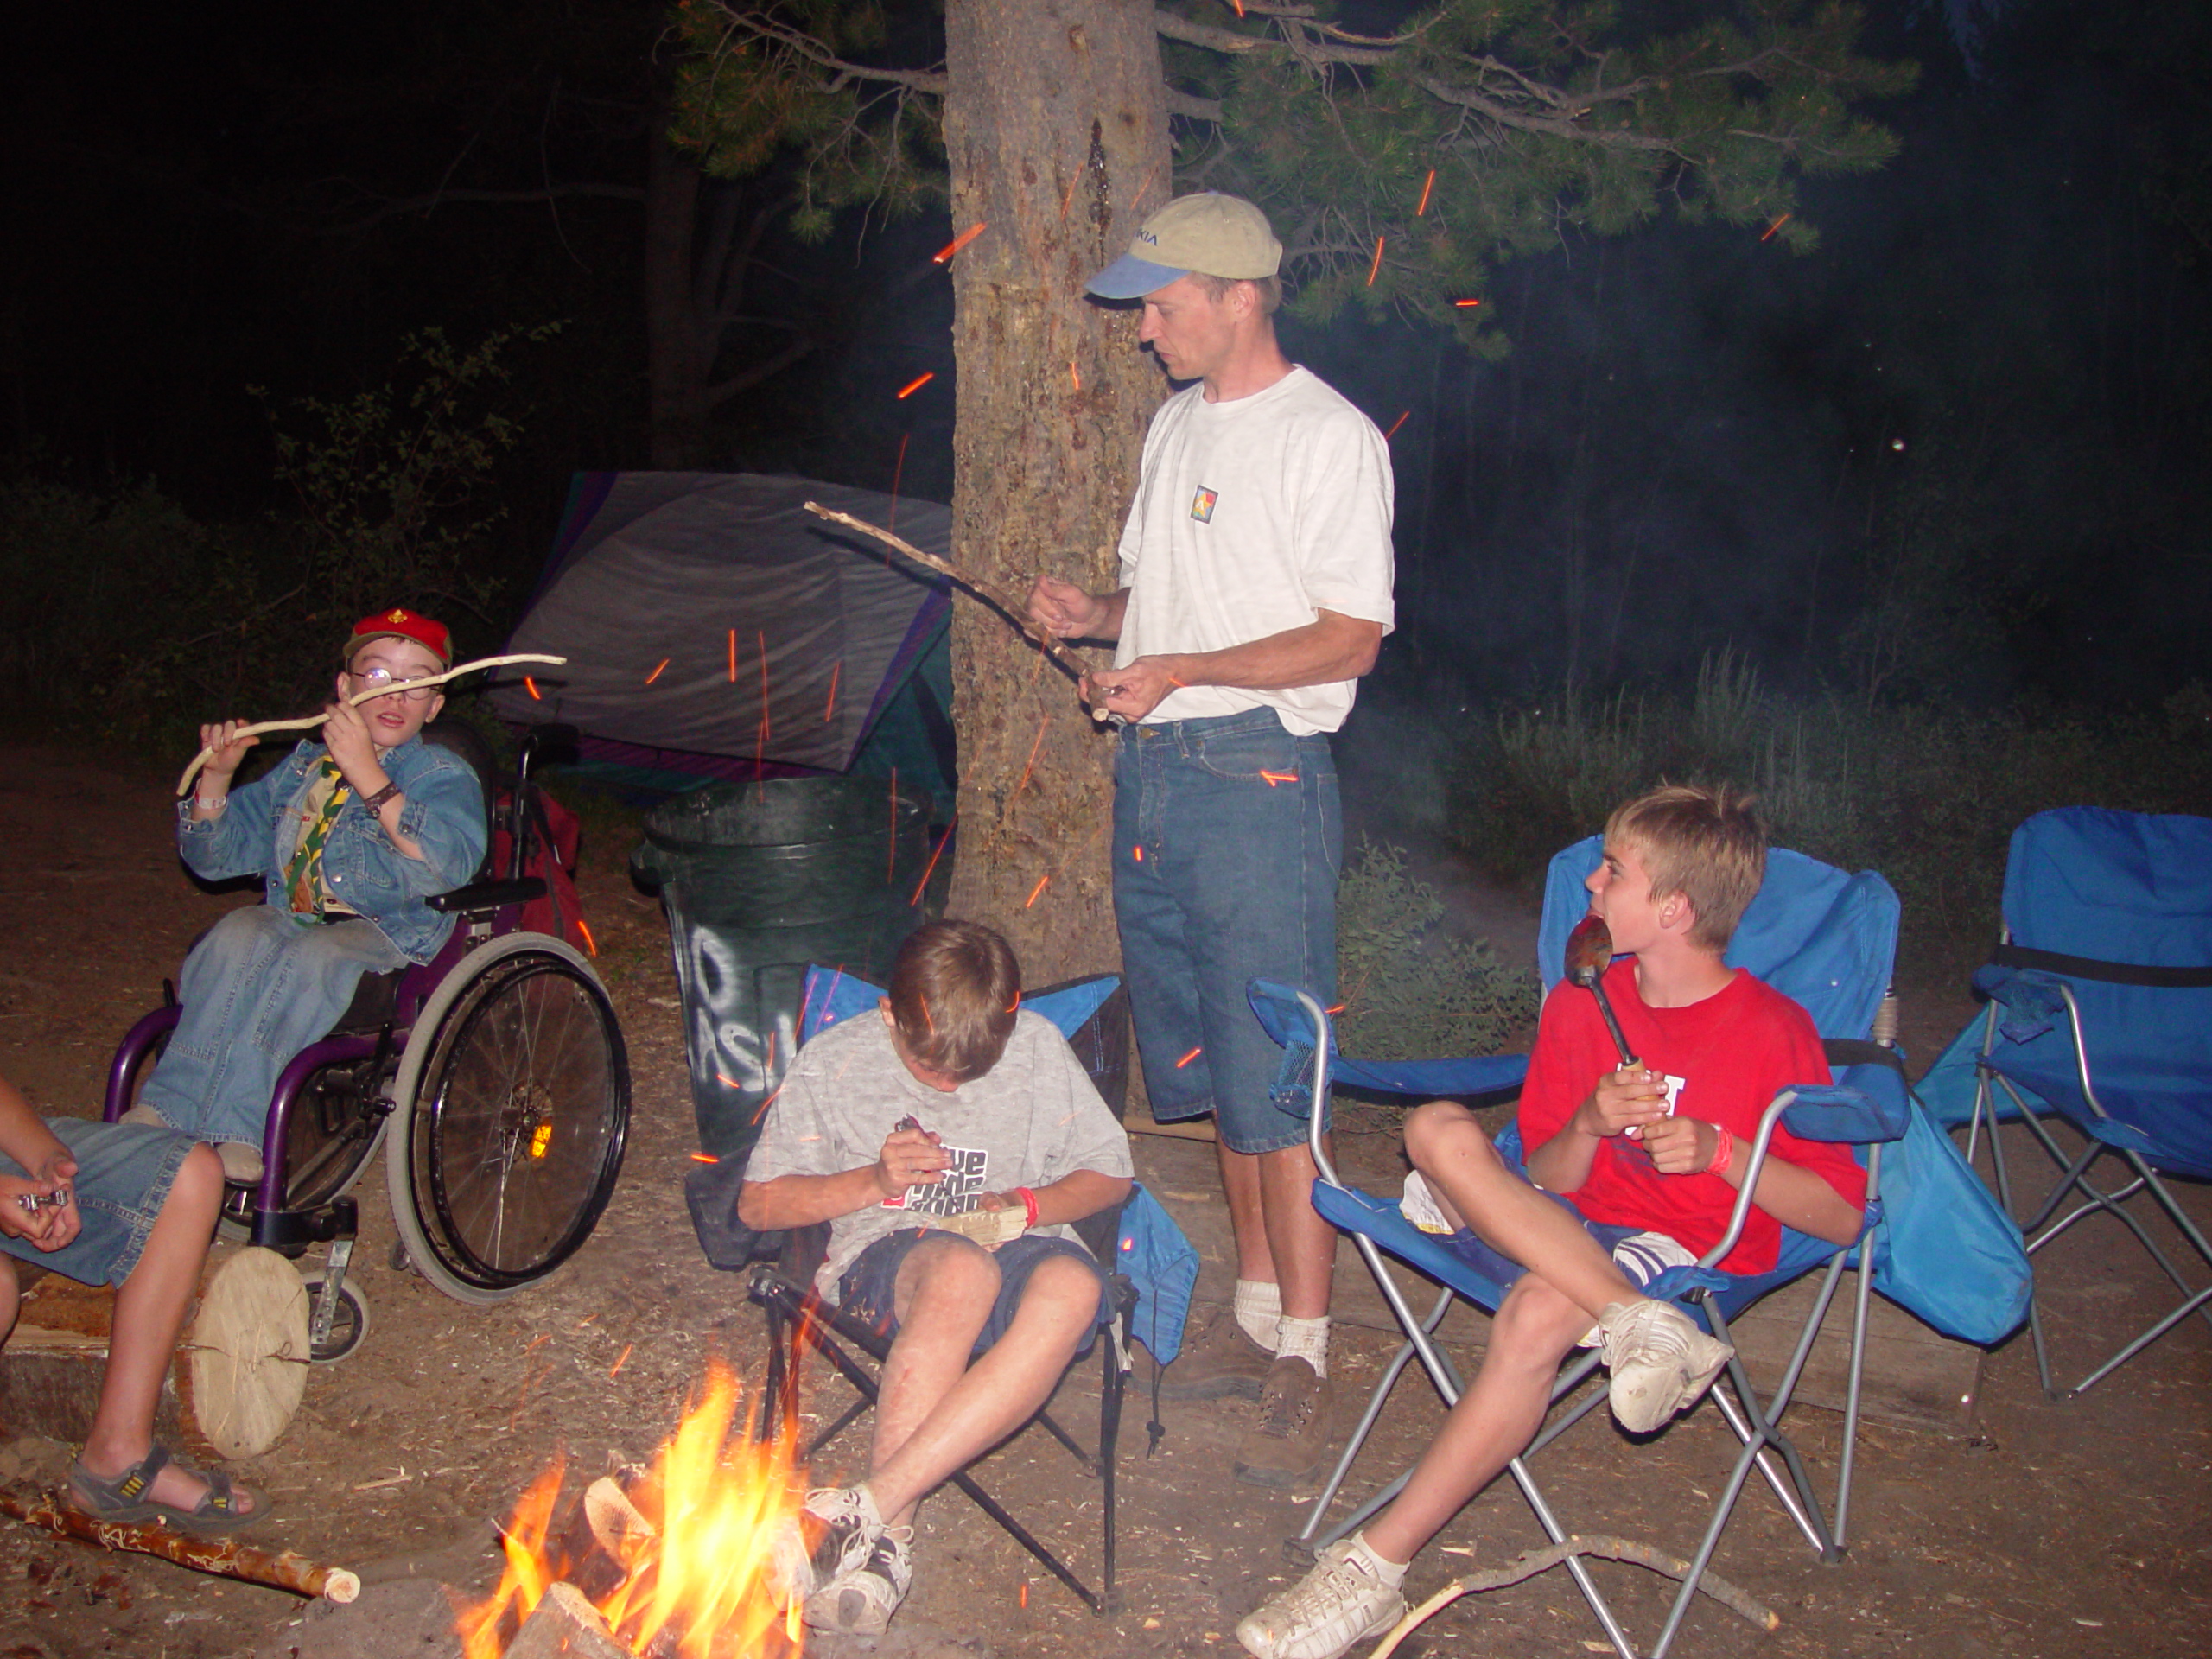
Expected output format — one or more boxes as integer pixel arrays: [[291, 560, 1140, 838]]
[[1086, 193, 1283, 299]]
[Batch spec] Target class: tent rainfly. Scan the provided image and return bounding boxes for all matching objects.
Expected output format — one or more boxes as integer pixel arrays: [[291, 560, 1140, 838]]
[[484, 473, 954, 798]]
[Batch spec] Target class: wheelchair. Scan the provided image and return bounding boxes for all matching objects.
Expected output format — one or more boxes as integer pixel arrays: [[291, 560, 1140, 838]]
[[102, 721, 632, 1362]]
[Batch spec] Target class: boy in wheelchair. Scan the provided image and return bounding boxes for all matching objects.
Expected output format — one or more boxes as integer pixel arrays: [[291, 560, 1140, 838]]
[[738, 921, 1134, 1637], [127, 608, 487, 1182], [1, 1070, 262, 1531], [1238, 786, 1870, 1659]]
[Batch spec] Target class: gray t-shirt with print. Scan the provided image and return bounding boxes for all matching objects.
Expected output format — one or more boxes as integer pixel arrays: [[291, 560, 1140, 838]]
[[745, 1007, 1135, 1298]]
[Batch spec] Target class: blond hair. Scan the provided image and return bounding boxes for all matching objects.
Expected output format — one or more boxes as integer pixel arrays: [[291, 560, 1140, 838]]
[[887, 921, 1021, 1084], [1194, 271, 1283, 315], [1604, 784, 1766, 951]]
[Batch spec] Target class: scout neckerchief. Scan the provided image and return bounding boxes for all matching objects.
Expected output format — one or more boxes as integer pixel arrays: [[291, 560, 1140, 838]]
[[283, 757, 354, 918]]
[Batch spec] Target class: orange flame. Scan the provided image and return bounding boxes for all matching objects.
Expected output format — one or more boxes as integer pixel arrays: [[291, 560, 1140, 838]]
[[459, 1365, 808, 1659], [727, 629, 736, 683], [909, 816, 955, 906], [576, 918, 599, 958], [1455, 297, 1483, 308], [1383, 410, 1410, 440], [1416, 168, 1436, 216], [896, 372, 936, 399], [645, 658, 670, 686], [1365, 234, 1385, 287], [524, 677, 542, 701], [1025, 874, 1050, 908], [890, 433, 909, 531], [1175, 1046, 1202, 1069], [933, 222, 987, 264], [1761, 213, 1791, 242], [824, 660, 842, 722], [1259, 769, 1300, 786]]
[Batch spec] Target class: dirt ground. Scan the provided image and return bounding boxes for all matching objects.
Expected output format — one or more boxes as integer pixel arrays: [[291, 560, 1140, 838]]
[[2, 739, 2208, 1659]]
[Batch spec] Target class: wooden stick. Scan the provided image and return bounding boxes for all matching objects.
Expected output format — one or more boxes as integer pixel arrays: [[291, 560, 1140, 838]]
[[802, 503, 1092, 687], [1362, 1532, 1779, 1659], [174, 652, 569, 797], [0, 1484, 361, 1602]]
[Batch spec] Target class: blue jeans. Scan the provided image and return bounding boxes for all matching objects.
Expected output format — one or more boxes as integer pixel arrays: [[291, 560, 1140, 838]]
[[137, 906, 406, 1147], [1113, 709, 1343, 1154]]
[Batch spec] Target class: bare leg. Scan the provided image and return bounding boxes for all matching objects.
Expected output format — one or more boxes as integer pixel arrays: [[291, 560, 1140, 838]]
[[76, 1144, 245, 1515], [1257, 1141, 1337, 1321], [865, 1239, 1099, 1527], [1405, 1101, 1638, 1319], [1363, 1274, 1591, 1565], [1217, 1141, 1274, 1285]]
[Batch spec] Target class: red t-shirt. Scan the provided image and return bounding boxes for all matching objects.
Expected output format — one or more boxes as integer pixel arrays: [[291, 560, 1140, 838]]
[[1516, 958, 1868, 1274]]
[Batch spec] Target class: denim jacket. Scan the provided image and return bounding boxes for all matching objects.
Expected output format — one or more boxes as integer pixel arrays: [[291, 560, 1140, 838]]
[[177, 736, 488, 963]]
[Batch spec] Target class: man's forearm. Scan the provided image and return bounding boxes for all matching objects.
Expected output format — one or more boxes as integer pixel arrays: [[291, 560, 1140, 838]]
[[1166, 611, 1384, 695]]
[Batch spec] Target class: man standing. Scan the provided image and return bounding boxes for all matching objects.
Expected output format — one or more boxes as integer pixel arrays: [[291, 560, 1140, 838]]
[[1027, 193, 1395, 1487]]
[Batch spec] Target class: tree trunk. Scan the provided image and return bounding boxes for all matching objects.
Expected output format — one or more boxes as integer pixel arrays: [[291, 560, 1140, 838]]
[[939, 0, 1171, 983]]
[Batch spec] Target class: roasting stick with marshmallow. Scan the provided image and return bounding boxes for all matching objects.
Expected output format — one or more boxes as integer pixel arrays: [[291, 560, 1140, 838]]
[[173, 652, 567, 798]]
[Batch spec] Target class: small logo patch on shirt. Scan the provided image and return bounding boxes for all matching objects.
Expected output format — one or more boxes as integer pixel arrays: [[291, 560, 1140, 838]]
[[1189, 486, 1218, 523]]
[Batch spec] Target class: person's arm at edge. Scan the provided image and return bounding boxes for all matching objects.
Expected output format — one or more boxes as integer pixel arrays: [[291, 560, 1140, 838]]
[[738, 1165, 898, 1232], [1027, 578, 1128, 645]]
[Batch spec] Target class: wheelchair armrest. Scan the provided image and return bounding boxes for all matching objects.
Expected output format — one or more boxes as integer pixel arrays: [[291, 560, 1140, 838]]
[[428, 876, 549, 914]]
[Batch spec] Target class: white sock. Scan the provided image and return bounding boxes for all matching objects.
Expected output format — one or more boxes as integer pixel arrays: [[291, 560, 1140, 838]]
[[1233, 1279, 1281, 1350], [1274, 1314, 1331, 1378], [1345, 1531, 1408, 1587]]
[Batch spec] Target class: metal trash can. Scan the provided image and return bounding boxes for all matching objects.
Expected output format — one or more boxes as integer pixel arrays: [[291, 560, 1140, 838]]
[[632, 776, 932, 1160]]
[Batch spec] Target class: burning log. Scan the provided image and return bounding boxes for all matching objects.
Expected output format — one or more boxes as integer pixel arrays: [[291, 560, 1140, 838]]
[[0, 1484, 359, 1601], [505, 1581, 631, 1659]]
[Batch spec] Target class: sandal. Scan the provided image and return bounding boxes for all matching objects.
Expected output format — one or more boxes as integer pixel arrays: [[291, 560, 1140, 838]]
[[67, 1443, 265, 1535]]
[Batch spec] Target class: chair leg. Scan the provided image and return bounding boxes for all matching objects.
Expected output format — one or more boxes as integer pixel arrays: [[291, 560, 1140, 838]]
[[1097, 1323, 1125, 1611], [1296, 1281, 1459, 1552]]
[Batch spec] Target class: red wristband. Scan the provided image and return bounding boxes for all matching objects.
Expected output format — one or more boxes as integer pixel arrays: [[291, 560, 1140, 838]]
[[1016, 1186, 1039, 1229], [1707, 1126, 1736, 1178]]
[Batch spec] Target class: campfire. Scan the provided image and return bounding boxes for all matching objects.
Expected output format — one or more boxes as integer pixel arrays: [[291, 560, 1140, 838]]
[[460, 1363, 808, 1658]]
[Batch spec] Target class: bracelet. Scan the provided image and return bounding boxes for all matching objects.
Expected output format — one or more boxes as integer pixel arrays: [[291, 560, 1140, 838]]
[[359, 780, 404, 815], [1707, 1126, 1736, 1179], [1016, 1186, 1039, 1230]]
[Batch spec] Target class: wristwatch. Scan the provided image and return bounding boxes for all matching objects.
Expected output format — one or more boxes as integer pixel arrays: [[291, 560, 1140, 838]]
[[359, 780, 404, 815]]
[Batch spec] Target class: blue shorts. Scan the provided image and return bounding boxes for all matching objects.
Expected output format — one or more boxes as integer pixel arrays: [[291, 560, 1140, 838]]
[[1431, 1152, 1686, 1294], [1113, 709, 1342, 1154], [0, 1118, 199, 1287], [837, 1230, 1112, 1359]]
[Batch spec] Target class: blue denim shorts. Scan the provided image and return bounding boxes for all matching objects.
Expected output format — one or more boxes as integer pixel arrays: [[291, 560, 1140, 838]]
[[0, 1118, 198, 1287], [837, 1230, 1111, 1359], [1113, 709, 1342, 1154]]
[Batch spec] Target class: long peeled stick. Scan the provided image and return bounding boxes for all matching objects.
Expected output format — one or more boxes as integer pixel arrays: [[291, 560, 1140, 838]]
[[173, 652, 568, 797], [803, 503, 1090, 686], [0, 1484, 361, 1602]]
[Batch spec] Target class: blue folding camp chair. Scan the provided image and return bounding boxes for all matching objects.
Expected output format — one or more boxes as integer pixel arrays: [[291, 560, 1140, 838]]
[[1247, 838, 1913, 1659], [745, 965, 1193, 1615], [1913, 808, 2212, 1398]]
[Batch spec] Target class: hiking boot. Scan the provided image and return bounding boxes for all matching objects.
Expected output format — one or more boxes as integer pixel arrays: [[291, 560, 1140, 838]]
[[804, 1522, 914, 1636], [1599, 1300, 1734, 1434], [1159, 1305, 1275, 1402], [769, 1486, 881, 1609], [1236, 1535, 1407, 1659], [1234, 1355, 1335, 1490]]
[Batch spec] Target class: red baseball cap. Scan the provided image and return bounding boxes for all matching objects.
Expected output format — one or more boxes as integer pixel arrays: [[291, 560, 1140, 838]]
[[343, 607, 452, 670]]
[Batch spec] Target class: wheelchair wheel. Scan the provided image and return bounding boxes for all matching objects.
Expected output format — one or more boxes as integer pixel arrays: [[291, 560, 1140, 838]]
[[300, 1271, 372, 1363], [385, 932, 629, 1306]]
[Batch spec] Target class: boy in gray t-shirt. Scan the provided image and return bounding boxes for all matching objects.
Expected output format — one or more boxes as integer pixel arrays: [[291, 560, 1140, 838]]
[[742, 921, 1133, 1639]]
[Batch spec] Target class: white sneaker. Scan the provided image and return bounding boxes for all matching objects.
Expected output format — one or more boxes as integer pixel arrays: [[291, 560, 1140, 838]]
[[1236, 1535, 1408, 1659], [769, 1485, 881, 1609], [1598, 1300, 1734, 1433], [804, 1522, 914, 1636]]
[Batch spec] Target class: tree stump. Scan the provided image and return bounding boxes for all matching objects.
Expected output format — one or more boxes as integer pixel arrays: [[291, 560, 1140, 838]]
[[0, 1244, 309, 1460]]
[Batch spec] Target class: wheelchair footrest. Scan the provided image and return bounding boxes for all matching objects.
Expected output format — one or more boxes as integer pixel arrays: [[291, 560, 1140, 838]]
[[251, 1196, 359, 1253]]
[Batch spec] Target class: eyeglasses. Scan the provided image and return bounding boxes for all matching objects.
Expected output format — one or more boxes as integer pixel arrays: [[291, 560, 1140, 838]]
[[350, 667, 441, 702]]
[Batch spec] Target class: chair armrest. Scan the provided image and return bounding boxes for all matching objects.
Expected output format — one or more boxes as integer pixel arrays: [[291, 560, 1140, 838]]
[[1970, 963, 2071, 1043], [428, 876, 549, 914]]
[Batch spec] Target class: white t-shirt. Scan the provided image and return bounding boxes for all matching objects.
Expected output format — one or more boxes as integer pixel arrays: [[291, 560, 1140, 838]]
[[1115, 365, 1395, 735], [744, 1009, 1135, 1298]]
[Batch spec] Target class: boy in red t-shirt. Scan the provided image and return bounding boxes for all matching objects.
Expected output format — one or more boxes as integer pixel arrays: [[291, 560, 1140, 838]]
[[1238, 785, 1868, 1659]]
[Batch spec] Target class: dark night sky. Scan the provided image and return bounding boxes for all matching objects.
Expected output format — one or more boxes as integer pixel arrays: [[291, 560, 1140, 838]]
[[6, 0, 2208, 706]]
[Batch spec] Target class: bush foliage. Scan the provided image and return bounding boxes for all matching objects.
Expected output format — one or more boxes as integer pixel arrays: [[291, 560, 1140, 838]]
[[1444, 652, 2212, 983], [1336, 838, 1540, 1061]]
